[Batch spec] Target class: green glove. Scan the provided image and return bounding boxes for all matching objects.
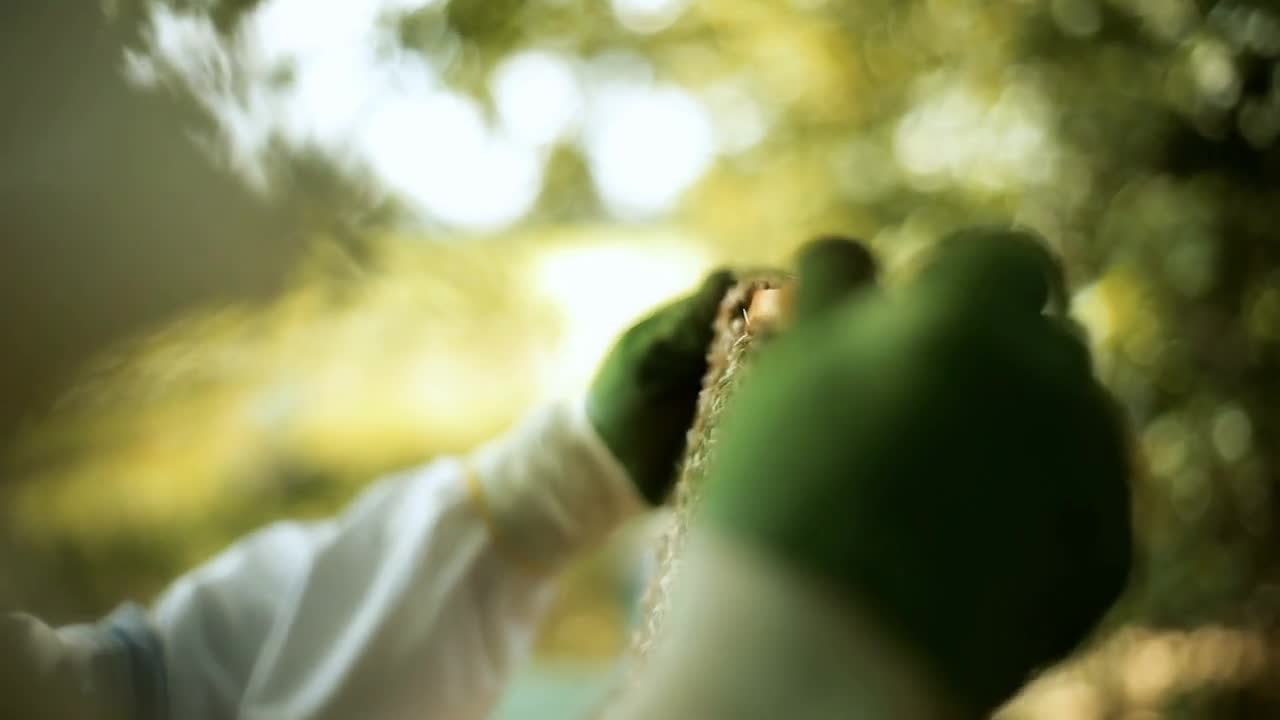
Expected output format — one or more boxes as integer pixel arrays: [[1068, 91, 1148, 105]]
[[588, 269, 736, 505], [701, 230, 1132, 715]]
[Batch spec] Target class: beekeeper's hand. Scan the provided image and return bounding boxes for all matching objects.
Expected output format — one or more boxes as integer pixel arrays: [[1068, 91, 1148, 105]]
[[700, 230, 1132, 715], [587, 269, 736, 505]]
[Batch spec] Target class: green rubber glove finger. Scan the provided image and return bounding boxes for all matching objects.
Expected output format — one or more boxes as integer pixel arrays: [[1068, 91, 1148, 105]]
[[915, 227, 1090, 377], [791, 236, 879, 322], [700, 229, 1131, 714], [915, 226, 1070, 317], [588, 269, 736, 505]]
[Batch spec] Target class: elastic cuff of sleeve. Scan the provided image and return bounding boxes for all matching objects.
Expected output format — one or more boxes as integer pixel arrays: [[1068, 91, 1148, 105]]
[[55, 603, 168, 720], [466, 399, 646, 574]]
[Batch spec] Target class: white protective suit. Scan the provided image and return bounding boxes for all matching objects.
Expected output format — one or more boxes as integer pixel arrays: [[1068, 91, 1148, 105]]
[[6, 400, 645, 720]]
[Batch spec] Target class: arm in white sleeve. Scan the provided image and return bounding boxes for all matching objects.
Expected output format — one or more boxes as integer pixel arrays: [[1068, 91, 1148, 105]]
[[17, 399, 643, 720]]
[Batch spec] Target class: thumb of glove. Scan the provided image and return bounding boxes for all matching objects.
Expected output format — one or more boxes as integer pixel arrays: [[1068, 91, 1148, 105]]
[[790, 236, 879, 323]]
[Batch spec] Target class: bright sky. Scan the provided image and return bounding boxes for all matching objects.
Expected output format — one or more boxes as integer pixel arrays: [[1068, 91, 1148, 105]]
[[126, 0, 728, 231]]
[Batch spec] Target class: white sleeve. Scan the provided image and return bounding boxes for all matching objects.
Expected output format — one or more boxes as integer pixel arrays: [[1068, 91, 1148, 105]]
[[61, 399, 642, 720]]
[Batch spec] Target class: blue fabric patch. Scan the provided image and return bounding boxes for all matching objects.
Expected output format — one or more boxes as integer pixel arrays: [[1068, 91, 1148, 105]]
[[103, 604, 168, 720]]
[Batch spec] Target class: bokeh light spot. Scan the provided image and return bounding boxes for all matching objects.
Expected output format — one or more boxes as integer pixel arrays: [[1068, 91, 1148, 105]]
[[584, 83, 715, 218], [491, 51, 585, 148], [1212, 405, 1253, 463], [360, 90, 545, 231], [609, 0, 690, 35]]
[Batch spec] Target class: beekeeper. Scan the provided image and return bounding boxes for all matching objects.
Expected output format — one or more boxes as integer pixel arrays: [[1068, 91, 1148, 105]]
[[5, 231, 1134, 720], [2, 265, 735, 720]]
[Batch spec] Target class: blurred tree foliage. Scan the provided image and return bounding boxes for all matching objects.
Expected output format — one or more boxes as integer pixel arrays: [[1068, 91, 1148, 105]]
[[4, 0, 1280, 716]]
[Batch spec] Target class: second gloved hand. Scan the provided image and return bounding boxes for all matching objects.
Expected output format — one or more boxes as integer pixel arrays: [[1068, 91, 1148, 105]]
[[700, 230, 1133, 715]]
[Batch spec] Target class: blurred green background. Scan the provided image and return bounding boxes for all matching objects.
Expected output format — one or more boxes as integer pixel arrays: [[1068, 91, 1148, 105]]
[[2, 0, 1279, 717]]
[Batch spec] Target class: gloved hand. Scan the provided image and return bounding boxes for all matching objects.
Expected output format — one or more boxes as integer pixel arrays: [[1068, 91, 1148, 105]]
[[700, 230, 1133, 714], [588, 269, 736, 505]]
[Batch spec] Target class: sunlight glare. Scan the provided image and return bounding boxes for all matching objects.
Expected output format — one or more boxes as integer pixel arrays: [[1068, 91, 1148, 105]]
[[534, 241, 710, 393]]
